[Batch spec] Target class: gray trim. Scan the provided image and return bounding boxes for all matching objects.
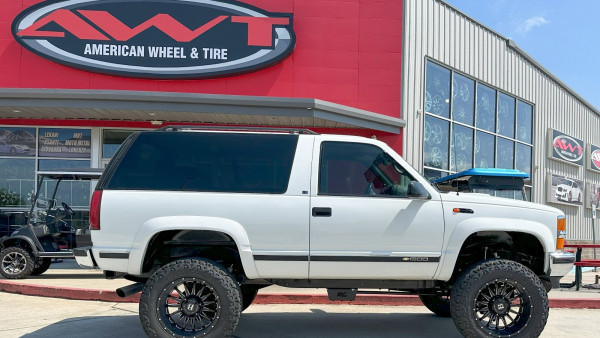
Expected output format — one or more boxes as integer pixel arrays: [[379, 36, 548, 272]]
[[0, 88, 405, 134]]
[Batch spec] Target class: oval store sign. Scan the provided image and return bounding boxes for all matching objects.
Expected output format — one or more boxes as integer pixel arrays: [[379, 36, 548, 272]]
[[12, 0, 295, 79], [548, 129, 584, 166], [589, 144, 600, 172]]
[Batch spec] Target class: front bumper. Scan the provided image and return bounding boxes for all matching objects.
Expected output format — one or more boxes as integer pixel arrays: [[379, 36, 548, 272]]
[[73, 247, 98, 269], [549, 251, 575, 277]]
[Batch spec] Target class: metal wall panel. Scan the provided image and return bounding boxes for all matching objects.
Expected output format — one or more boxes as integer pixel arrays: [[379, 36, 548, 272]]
[[402, 0, 600, 240]]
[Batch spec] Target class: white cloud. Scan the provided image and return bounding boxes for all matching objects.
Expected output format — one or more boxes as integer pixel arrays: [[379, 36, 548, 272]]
[[516, 16, 550, 34]]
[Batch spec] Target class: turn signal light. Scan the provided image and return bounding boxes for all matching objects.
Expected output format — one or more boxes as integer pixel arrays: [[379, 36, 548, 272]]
[[556, 216, 566, 250]]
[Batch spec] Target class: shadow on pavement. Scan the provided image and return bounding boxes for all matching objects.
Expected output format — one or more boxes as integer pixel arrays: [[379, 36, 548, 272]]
[[21, 311, 460, 338]]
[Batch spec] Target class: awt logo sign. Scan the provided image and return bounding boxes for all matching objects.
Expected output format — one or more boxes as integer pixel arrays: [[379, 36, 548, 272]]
[[12, 0, 296, 79], [590, 146, 600, 172], [549, 129, 584, 166]]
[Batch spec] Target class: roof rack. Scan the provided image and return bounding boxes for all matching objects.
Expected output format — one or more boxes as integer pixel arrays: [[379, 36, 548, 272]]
[[158, 125, 319, 135]]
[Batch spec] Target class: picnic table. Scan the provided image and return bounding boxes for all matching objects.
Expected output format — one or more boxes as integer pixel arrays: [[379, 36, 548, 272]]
[[562, 243, 600, 290]]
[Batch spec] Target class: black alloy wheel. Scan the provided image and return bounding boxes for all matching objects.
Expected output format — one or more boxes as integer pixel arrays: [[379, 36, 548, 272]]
[[139, 258, 241, 338], [450, 259, 548, 337], [0, 247, 35, 279]]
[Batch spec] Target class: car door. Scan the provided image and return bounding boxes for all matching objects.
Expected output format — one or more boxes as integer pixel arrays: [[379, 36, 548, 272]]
[[309, 139, 444, 279]]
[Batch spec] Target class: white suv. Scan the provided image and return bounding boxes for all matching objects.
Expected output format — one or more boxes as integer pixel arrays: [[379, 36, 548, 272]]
[[75, 126, 574, 338]]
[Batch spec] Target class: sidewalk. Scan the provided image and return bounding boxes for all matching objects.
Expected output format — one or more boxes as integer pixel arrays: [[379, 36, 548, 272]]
[[2, 260, 600, 308]]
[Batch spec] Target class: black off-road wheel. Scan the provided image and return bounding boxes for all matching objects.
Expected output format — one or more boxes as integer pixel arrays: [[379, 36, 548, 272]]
[[139, 258, 242, 338], [419, 294, 451, 317], [450, 259, 548, 338], [0, 247, 35, 279], [31, 258, 52, 276], [241, 285, 260, 311]]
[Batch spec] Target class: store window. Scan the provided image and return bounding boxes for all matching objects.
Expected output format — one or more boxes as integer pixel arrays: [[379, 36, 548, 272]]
[[423, 60, 534, 198], [102, 129, 137, 159]]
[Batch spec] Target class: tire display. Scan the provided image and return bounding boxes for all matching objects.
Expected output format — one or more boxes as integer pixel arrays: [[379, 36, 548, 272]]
[[139, 258, 241, 338], [450, 259, 548, 338]]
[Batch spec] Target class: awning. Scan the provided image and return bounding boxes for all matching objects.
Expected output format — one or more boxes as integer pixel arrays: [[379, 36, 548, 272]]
[[0, 89, 405, 134]]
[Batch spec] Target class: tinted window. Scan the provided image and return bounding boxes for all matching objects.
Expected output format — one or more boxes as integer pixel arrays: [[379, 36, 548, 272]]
[[319, 142, 415, 197], [106, 132, 298, 194]]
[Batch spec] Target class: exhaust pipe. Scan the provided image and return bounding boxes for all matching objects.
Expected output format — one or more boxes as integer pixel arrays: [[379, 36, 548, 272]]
[[116, 282, 145, 298]]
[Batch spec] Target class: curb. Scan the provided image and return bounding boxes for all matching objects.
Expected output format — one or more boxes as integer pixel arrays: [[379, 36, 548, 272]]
[[2, 280, 600, 309]]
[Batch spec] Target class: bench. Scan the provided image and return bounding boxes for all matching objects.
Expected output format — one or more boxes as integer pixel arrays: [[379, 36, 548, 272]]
[[563, 244, 600, 290]]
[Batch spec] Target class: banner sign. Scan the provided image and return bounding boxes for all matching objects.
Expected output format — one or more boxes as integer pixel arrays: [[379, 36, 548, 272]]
[[588, 144, 600, 172], [12, 0, 296, 79], [0, 127, 36, 157], [547, 129, 584, 166], [39, 128, 91, 158], [547, 172, 584, 207]]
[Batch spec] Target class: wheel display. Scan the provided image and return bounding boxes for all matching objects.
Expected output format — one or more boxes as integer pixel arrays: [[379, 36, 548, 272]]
[[419, 294, 451, 317], [31, 257, 52, 276], [241, 285, 260, 311], [450, 259, 548, 338], [0, 247, 35, 279], [139, 258, 241, 338]]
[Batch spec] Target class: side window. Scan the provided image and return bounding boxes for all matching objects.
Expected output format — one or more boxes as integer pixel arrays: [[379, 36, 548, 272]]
[[319, 142, 415, 197]]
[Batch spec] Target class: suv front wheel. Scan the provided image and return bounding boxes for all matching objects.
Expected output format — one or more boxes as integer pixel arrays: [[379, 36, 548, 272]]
[[450, 259, 548, 337], [139, 258, 242, 338]]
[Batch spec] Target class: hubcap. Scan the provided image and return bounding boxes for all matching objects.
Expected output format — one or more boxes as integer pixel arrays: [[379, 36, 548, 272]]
[[158, 278, 220, 335], [2, 252, 27, 274], [474, 279, 531, 336]]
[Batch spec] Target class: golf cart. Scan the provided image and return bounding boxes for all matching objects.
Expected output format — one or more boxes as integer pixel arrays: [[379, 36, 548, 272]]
[[432, 168, 530, 201], [0, 169, 102, 279]]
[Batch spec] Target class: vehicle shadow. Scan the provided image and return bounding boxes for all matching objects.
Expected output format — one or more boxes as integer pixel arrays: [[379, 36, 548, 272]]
[[21, 311, 461, 338]]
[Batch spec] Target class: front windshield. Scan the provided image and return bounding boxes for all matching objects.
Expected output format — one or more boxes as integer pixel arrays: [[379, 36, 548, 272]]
[[30, 177, 92, 226], [559, 179, 573, 186]]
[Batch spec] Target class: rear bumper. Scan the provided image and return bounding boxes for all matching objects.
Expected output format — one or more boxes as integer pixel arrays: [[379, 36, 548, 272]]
[[549, 251, 575, 277], [73, 247, 98, 269]]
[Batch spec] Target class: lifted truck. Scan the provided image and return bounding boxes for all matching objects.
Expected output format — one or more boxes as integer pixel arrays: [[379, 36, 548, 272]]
[[75, 127, 574, 338]]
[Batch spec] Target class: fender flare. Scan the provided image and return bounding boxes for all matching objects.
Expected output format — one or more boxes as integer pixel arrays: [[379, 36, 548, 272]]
[[434, 217, 554, 281], [0, 235, 38, 255], [128, 216, 258, 278]]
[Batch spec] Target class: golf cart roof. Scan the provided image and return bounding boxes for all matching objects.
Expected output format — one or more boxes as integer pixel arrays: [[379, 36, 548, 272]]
[[432, 168, 529, 184], [36, 168, 103, 180]]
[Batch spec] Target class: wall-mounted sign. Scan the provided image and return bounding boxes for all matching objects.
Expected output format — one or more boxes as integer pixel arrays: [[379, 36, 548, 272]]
[[12, 0, 295, 79], [588, 144, 600, 172], [547, 129, 584, 166], [39, 128, 91, 158], [0, 127, 36, 157], [587, 182, 600, 210], [547, 172, 583, 207]]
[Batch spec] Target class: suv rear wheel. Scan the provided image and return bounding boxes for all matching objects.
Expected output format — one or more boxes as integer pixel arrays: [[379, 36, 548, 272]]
[[450, 259, 548, 337], [0, 246, 35, 279], [139, 258, 241, 338]]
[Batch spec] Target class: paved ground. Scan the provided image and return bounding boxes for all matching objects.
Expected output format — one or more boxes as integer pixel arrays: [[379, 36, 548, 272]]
[[1, 292, 600, 338]]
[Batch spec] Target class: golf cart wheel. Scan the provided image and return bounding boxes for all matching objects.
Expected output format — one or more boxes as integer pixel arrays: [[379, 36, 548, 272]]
[[139, 258, 241, 338], [450, 259, 548, 338], [31, 258, 52, 276], [0, 247, 35, 279]]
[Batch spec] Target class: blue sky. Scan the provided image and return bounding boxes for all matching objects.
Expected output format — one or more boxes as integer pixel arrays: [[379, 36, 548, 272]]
[[444, 0, 600, 110]]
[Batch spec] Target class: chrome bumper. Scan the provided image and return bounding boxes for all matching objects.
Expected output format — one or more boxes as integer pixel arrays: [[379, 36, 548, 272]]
[[549, 251, 575, 277], [73, 247, 98, 269]]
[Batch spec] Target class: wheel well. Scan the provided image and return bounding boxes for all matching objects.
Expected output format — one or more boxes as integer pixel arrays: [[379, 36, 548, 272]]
[[1, 238, 35, 253], [142, 230, 245, 280], [451, 231, 545, 282]]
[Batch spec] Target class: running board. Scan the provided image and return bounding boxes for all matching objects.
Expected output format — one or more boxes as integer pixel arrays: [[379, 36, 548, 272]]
[[37, 252, 74, 258]]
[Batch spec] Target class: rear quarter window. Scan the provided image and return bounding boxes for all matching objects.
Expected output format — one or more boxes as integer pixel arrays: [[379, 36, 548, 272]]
[[106, 132, 299, 194]]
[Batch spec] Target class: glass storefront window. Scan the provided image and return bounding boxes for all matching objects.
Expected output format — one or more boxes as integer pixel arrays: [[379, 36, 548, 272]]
[[452, 73, 475, 125], [423, 169, 447, 181], [516, 143, 532, 185], [103, 129, 136, 158], [474, 131, 495, 168], [496, 138, 514, 169], [0, 159, 35, 208], [425, 62, 451, 118], [39, 159, 90, 170], [451, 124, 473, 172], [424, 115, 449, 170], [476, 84, 496, 132], [516, 101, 533, 143], [497, 93, 515, 138]]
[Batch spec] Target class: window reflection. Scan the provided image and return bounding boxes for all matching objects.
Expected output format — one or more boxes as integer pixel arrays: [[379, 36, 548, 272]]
[[475, 131, 495, 168], [476, 84, 496, 132], [452, 74, 475, 125], [451, 124, 473, 172], [517, 101, 533, 143], [424, 115, 449, 170], [497, 93, 515, 138], [0, 159, 35, 207], [425, 62, 451, 118], [496, 138, 514, 169]]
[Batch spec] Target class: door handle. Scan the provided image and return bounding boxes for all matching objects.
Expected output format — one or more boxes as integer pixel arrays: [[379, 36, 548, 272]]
[[312, 207, 332, 217]]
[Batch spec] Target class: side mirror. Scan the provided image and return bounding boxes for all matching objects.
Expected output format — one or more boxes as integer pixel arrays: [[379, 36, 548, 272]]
[[407, 181, 430, 199]]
